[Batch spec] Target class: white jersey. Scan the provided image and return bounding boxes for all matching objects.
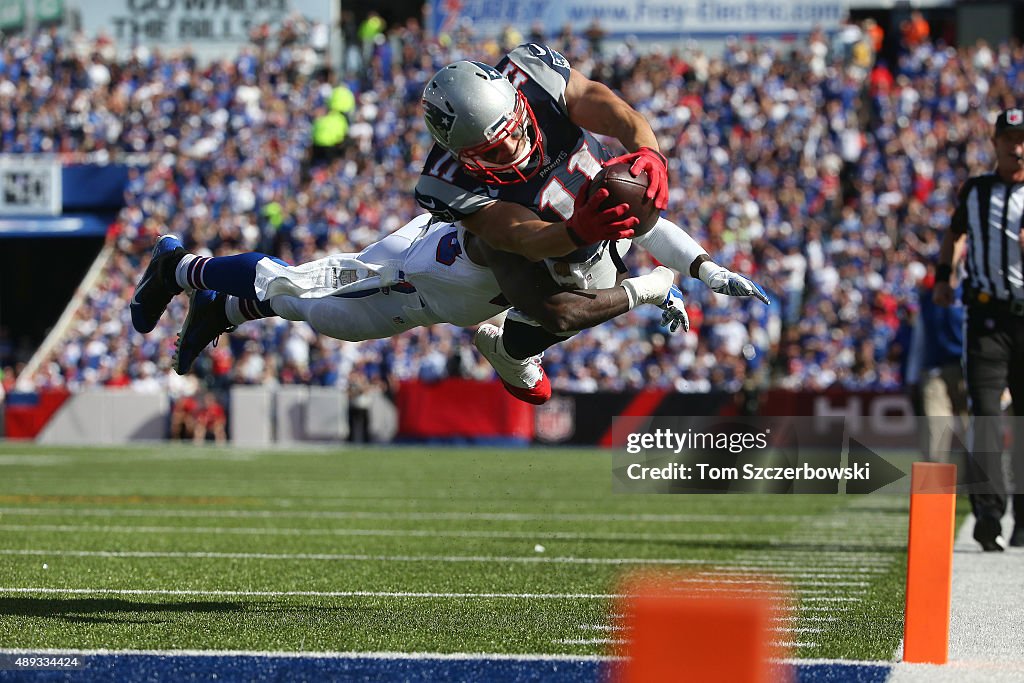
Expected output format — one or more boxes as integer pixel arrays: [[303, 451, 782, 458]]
[[261, 212, 632, 343], [263, 215, 504, 342], [400, 219, 507, 326]]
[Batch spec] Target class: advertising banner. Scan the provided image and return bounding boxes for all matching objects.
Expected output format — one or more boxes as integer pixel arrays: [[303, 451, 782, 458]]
[[430, 0, 847, 41], [396, 379, 535, 443], [75, 0, 331, 61], [0, 155, 61, 216]]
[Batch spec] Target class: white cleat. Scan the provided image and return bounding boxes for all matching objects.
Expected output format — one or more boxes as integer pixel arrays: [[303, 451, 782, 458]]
[[473, 323, 551, 405]]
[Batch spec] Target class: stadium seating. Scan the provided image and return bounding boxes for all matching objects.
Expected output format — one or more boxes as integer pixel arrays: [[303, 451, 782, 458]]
[[0, 20, 1009, 400]]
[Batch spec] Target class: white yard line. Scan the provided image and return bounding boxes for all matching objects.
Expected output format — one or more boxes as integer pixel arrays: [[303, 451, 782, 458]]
[[0, 456, 72, 466], [0, 506, 874, 524], [577, 624, 825, 635], [0, 584, 862, 603], [0, 527, 889, 578], [772, 641, 819, 648], [712, 565, 889, 575], [0, 587, 619, 600], [0, 547, 872, 579], [578, 625, 624, 632], [0, 523, 901, 550]]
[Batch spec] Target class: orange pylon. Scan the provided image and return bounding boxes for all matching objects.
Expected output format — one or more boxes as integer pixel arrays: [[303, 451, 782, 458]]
[[903, 462, 957, 664]]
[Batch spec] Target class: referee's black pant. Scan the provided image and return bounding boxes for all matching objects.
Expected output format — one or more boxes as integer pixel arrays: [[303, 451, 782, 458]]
[[964, 304, 1024, 541]]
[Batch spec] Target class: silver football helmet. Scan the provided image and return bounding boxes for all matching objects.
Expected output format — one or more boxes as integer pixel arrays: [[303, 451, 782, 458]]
[[422, 61, 543, 185]]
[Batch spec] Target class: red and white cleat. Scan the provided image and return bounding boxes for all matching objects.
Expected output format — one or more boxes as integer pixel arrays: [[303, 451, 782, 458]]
[[473, 323, 551, 405]]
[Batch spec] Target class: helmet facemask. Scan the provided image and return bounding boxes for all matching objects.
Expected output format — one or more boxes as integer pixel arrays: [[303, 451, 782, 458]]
[[456, 90, 544, 185]]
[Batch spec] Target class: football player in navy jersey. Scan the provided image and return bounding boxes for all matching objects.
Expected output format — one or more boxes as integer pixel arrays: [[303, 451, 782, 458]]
[[416, 46, 768, 404]]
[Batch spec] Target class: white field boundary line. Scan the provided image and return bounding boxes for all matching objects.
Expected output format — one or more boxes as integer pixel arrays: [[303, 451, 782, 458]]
[[0, 647, 898, 669], [0, 548, 871, 585], [0, 647, 616, 662], [0, 507, 906, 525]]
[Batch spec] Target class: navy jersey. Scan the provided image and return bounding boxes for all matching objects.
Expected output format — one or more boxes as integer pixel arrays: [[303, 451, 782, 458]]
[[415, 44, 615, 229]]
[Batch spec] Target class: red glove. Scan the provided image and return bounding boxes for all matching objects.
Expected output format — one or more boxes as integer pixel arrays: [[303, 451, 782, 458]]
[[565, 180, 638, 246], [604, 146, 669, 210]]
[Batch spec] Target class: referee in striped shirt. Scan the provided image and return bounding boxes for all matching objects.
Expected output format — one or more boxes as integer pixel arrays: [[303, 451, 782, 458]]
[[935, 107, 1024, 551]]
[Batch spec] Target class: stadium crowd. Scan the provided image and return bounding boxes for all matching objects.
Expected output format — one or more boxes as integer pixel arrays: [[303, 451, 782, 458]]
[[2, 14, 1019, 400]]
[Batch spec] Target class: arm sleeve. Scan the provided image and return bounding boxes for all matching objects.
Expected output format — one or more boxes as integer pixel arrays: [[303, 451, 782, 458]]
[[949, 178, 975, 237], [905, 310, 925, 386], [415, 175, 496, 221], [631, 217, 709, 274]]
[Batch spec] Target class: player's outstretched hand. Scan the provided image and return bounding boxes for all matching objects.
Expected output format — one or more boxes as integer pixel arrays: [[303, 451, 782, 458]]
[[565, 180, 638, 246], [700, 262, 771, 305], [659, 283, 689, 333], [604, 147, 669, 210]]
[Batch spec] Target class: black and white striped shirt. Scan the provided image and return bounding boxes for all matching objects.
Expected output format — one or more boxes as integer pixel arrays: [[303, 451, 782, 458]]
[[951, 174, 1024, 300]]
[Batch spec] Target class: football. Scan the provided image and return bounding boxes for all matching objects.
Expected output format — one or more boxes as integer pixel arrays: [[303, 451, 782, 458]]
[[587, 162, 660, 236]]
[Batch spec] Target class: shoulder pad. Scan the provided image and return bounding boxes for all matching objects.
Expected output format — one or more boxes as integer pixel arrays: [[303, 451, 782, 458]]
[[501, 44, 571, 103]]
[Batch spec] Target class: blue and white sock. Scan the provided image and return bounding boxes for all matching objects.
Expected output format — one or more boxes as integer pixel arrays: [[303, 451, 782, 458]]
[[224, 296, 275, 326], [174, 252, 287, 299]]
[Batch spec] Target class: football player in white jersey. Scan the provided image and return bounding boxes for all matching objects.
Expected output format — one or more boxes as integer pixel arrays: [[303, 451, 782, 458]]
[[129, 213, 688, 377], [416, 47, 768, 404]]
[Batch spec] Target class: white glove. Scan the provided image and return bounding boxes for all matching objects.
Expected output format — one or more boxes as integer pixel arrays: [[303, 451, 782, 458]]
[[621, 266, 675, 308], [698, 261, 770, 304], [659, 284, 689, 333]]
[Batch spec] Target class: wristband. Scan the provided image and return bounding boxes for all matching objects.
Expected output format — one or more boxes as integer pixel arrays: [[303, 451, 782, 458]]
[[620, 282, 638, 310], [935, 263, 952, 283]]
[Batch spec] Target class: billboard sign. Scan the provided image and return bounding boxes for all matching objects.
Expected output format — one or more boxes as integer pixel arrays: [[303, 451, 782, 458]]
[[0, 155, 61, 216], [430, 0, 847, 40], [75, 0, 330, 61], [0, 0, 25, 31]]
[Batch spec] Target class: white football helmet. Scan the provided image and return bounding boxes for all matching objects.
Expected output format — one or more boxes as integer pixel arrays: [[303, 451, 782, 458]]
[[422, 61, 543, 185]]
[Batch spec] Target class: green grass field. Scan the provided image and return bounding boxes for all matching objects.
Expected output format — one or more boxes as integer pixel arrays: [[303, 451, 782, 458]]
[[0, 442, 960, 661]]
